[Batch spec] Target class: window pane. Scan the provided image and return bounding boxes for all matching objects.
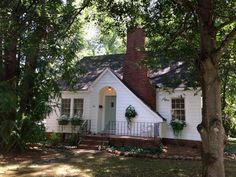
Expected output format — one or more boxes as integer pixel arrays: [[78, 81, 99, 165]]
[[61, 99, 70, 116], [172, 102, 175, 108], [171, 98, 185, 121], [176, 99, 180, 104], [176, 103, 180, 108], [74, 99, 83, 117]]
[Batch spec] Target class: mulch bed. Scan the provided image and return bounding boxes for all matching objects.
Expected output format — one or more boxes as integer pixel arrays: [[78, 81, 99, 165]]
[[106, 144, 236, 161]]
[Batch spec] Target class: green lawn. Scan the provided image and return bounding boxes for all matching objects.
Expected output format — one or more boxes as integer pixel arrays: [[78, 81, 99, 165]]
[[1, 148, 236, 177]]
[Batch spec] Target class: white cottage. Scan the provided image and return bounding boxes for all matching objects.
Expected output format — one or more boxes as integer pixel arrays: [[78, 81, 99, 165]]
[[45, 28, 202, 142]]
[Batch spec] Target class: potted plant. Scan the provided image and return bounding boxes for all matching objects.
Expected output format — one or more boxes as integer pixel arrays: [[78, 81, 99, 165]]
[[57, 115, 70, 125], [70, 115, 82, 126], [170, 119, 186, 137], [125, 105, 137, 128]]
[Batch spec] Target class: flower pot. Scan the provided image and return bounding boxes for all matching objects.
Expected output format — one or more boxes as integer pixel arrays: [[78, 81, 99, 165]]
[[58, 119, 69, 125]]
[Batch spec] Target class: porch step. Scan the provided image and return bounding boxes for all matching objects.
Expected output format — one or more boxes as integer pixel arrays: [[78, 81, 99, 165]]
[[77, 135, 109, 150], [80, 134, 109, 141], [78, 144, 101, 150], [81, 139, 109, 146], [78, 134, 161, 149]]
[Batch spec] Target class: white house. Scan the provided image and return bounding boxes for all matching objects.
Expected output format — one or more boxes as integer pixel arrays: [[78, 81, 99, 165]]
[[45, 28, 202, 142]]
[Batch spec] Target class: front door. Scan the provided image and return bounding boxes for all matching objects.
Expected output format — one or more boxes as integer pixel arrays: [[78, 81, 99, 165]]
[[104, 96, 116, 131]]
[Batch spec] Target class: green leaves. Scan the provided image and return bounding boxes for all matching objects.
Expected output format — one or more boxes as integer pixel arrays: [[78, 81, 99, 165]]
[[170, 119, 186, 137], [125, 105, 138, 126], [0, 0, 89, 151], [0, 82, 17, 115]]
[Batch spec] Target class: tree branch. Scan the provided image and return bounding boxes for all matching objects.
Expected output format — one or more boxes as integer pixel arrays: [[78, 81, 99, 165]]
[[215, 16, 236, 32], [162, 13, 191, 51], [214, 26, 236, 59], [65, 0, 91, 31], [171, 0, 196, 11]]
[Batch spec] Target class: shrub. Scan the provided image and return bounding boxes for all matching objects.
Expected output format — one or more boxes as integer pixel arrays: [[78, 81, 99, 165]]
[[223, 116, 236, 137], [64, 134, 78, 146], [230, 124, 236, 137], [110, 146, 163, 154], [21, 120, 46, 144], [0, 118, 46, 152], [47, 133, 61, 146]]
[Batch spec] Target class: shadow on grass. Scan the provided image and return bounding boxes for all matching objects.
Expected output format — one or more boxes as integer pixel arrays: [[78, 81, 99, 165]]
[[1, 148, 236, 177]]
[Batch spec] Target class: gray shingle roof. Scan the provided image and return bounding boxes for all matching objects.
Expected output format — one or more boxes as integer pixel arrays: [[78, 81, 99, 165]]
[[60, 54, 197, 90]]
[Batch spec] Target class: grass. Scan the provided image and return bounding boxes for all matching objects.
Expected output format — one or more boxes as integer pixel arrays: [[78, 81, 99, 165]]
[[0, 148, 236, 177], [225, 137, 236, 155]]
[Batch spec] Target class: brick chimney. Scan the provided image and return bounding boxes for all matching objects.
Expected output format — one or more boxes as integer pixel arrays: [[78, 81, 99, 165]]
[[123, 28, 156, 110]]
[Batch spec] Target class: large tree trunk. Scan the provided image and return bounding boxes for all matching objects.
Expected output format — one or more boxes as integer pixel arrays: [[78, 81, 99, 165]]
[[4, 40, 17, 84], [0, 36, 3, 81], [18, 26, 44, 116], [197, 0, 225, 176], [3, 39, 17, 121], [198, 59, 225, 177]]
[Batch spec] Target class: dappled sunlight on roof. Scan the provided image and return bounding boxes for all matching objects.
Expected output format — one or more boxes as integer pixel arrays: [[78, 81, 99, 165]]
[[59, 54, 195, 90]]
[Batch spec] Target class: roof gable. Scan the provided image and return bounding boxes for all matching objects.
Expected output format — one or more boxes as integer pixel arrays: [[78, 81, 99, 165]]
[[90, 68, 164, 121]]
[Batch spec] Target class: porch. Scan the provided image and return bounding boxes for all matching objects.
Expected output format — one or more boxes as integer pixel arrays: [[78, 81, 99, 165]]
[[55, 119, 161, 138], [58, 119, 162, 149], [76, 119, 161, 138], [77, 120, 161, 149]]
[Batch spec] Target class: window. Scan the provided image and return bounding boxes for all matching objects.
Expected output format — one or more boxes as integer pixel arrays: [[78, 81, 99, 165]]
[[61, 99, 70, 116], [73, 99, 83, 117], [171, 98, 185, 120]]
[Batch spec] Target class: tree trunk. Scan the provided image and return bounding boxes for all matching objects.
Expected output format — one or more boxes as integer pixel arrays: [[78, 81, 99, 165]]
[[0, 36, 3, 81], [221, 70, 228, 134], [4, 39, 17, 87], [19, 54, 37, 115], [197, 59, 225, 177], [3, 39, 17, 121], [197, 0, 225, 176]]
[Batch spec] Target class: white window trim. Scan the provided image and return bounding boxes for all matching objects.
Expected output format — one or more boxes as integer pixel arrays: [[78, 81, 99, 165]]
[[61, 98, 84, 118], [73, 98, 84, 117], [171, 97, 185, 121], [61, 98, 71, 117]]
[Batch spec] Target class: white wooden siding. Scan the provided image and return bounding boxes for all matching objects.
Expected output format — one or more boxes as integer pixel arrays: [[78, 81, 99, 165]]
[[45, 69, 163, 135], [88, 69, 163, 133], [45, 91, 90, 133], [45, 69, 202, 141], [157, 89, 202, 141]]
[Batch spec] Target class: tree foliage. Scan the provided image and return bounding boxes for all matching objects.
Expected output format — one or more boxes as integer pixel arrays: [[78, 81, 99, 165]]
[[93, 0, 236, 176], [79, 9, 126, 56], [0, 0, 89, 151], [220, 40, 236, 136]]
